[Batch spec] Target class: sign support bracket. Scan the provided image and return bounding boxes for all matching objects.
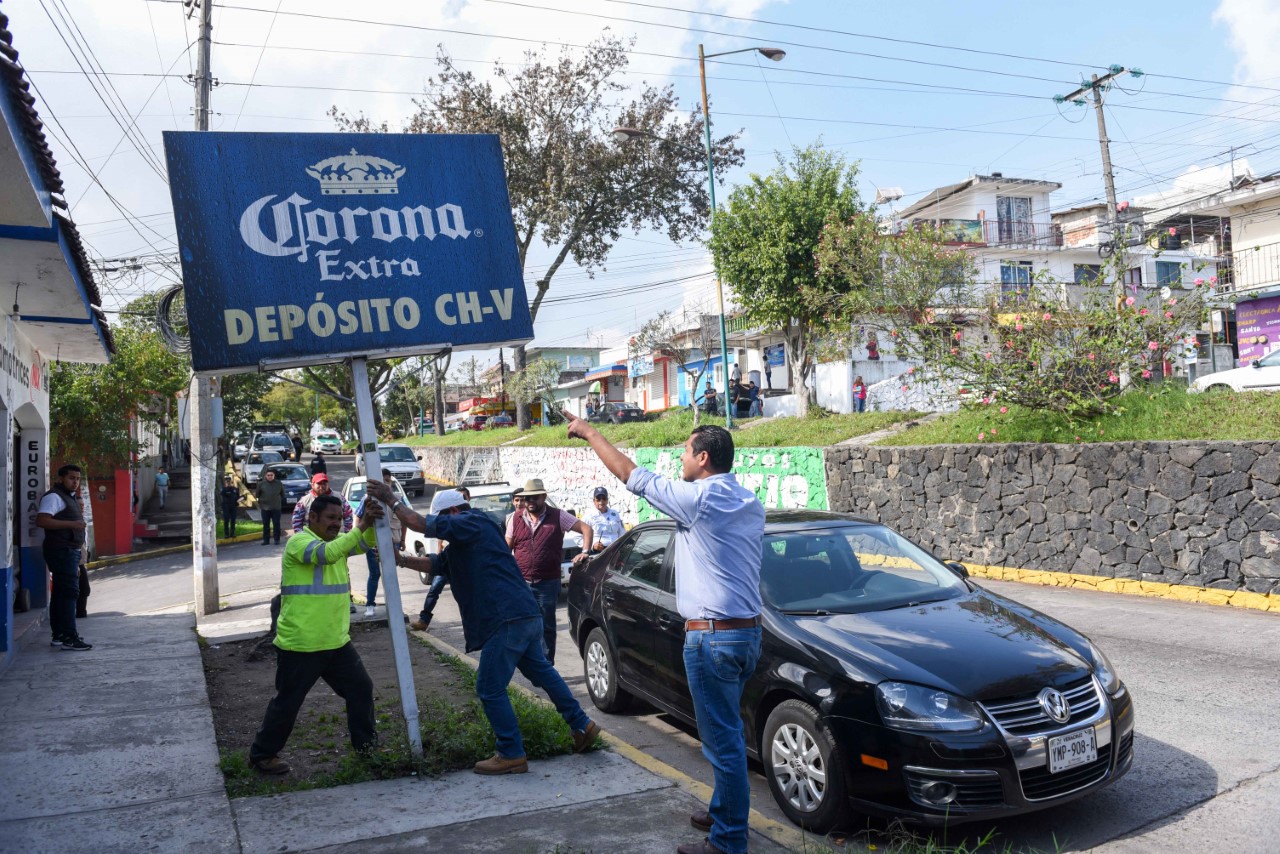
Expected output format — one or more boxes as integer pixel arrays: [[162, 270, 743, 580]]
[[350, 355, 422, 758]]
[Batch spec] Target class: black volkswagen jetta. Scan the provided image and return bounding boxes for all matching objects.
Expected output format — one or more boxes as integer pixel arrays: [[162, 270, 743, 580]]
[[567, 510, 1134, 832]]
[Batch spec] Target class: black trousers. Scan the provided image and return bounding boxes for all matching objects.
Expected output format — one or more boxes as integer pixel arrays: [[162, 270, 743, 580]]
[[261, 509, 281, 543], [250, 641, 376, 762], [221, 503, 238, 538], [76, 565, 90, 618]]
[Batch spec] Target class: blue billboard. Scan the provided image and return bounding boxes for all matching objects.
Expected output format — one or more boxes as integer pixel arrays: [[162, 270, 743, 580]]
[[163, 132, 533, 373]]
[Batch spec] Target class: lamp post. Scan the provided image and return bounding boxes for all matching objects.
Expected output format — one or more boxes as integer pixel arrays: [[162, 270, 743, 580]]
[[613, 44, 784, 428]]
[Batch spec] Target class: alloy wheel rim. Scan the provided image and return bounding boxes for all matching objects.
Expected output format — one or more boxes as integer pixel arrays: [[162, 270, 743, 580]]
[[586, 641, 610, 699], [770, 722, 827, 812]]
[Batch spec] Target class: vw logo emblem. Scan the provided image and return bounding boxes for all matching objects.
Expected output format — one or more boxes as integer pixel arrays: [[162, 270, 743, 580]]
[[1037, 687, 1071, 724]]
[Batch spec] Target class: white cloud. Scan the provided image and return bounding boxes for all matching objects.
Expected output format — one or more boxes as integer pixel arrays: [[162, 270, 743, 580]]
[[1213, 0, 1280, 85]]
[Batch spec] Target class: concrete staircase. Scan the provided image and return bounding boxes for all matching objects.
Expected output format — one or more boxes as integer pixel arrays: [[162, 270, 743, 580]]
[[136, 468, 193, 541]]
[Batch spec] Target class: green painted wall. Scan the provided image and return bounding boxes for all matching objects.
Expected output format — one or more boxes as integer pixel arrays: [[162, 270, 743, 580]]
[[632, 446, 829, 522]]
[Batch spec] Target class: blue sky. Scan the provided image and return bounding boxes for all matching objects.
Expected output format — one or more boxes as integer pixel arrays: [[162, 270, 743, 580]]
[[13, 0, 1279, 368]]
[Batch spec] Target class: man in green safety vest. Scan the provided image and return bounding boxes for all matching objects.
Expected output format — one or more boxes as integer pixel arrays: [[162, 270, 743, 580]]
[[249, 493, 383, 775]]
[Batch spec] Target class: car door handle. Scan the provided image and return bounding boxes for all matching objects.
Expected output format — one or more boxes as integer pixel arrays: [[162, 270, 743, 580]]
[[656, 613, 681, 630]]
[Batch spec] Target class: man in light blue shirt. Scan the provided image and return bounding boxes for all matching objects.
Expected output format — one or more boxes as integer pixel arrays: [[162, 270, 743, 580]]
[[566, 413, 764, 854]]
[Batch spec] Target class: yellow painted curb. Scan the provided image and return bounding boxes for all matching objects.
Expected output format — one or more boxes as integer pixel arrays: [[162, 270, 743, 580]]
[[86, 532, 263, 570], [966, 562, 1280, 614], [412, 630, 816, 852]]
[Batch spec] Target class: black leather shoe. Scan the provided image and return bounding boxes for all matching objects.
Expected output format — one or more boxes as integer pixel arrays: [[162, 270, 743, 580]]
[[690, 811, 712, 832]]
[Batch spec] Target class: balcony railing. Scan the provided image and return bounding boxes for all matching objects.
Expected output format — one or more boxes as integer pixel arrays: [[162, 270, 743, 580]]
[[928, 218, 1064, 248], [1227, 240, 1280, 293]]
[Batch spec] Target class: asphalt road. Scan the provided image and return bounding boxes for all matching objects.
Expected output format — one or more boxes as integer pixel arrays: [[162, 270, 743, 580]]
[[83, 458, 1280, 852]]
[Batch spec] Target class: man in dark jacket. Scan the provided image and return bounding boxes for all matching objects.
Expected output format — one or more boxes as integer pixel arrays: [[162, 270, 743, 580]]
[[36, 464, 92, 650], [369, 481, 601, 776], [256, 468, 285, 545]]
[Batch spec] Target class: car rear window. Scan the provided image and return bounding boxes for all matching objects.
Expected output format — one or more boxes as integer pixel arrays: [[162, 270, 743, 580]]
[[760, 526, 965, 614], [379, 447, 417, 462], [471, 493, 514, 527]]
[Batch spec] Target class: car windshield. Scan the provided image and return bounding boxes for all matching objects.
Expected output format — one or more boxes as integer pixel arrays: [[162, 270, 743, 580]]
[[379, 447, 416, 462], [760, 525, 966, 614], [254, 433, 290, 448], [1259, 349, 1280, 367], [249, 452, 283, 465], [268, 465, 308, 481], [471, 493, 514, 528]]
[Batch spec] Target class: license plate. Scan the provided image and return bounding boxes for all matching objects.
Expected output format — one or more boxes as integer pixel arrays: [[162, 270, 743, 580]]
[[1047, 728, 1097, 773]]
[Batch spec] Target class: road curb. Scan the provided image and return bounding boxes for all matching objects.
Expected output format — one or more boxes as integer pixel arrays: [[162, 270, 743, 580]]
[[86, 532, 262, 570], [967, 561, 1280, 613], [412, 630, 815, 852]]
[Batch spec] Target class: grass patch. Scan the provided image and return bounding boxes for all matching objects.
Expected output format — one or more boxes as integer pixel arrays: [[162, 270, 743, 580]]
[[402, 408, 919, 449], [215, 636, 582, 798], [877, 386, 1280, 446]]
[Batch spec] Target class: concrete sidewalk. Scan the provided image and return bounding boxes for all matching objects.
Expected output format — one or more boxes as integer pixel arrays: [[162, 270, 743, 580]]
[[0, 598, 799, 853]]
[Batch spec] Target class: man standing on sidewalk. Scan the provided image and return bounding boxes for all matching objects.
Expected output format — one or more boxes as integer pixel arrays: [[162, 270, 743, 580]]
[[256, 468, 285, 546], [36, 464, 93, 651], [369, 482, 600, 777], [220, 475, 242, 539], [505, 479, 593, 663], [248, 495, 382, 775], [564, 414, 764, 854], [582, 487, 625, 553]]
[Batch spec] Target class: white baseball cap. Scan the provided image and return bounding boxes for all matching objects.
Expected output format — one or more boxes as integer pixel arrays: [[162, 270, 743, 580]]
[[430, 489, 467, 514]]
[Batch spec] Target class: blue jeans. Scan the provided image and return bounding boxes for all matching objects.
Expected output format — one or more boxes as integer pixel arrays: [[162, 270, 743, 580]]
[[684, 627, 762, 854], [419, 573, 446, 623], [365, 550, 382, 605], [45, 547, 81, 640], [475, 615, 590, 759], [855, 397, 866, 413], [528, 578, 561, 664], [748, 400, 762, 417]]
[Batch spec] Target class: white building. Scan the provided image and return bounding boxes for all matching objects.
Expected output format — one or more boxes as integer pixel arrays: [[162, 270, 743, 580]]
[[896, 173, 1219, 304]]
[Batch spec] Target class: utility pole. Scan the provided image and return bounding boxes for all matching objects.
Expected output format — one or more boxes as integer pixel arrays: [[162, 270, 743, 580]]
[[190, 0, 219, 616], [1056, 65, 1141, 297]]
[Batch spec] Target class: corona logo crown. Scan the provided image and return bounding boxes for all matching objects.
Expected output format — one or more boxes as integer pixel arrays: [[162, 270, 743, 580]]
[[305, 149, 407, 196]]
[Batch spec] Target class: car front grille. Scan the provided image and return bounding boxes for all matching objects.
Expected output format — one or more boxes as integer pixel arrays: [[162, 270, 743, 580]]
[[904, 769, 1005, 810], [1018, 742, 1112, 801], [1116, 731, 1134, 766], [980, 676, 1100, 735]]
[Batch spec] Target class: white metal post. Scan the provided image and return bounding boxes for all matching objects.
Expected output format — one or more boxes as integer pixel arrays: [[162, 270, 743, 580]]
[[350, 356, 422, 757]]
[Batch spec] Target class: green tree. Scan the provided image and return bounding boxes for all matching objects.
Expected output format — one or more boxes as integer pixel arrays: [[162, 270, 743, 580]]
[[708, 144, 867, 415], [506, 358, 561, 422], [629, 305, 715, 424], [49, 295, 189, 474], [330, 35, 744, 429]]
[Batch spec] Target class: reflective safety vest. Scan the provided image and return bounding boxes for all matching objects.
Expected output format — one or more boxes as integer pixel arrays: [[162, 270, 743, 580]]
[[275, 525, 375, 652]]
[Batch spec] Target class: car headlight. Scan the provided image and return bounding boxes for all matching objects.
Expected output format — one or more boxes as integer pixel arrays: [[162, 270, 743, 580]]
[[1088, 642, 1124, 696], [875, 682, 985, 733]]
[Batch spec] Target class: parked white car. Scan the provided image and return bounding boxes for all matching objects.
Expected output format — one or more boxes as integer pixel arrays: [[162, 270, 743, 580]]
[[342, 475, 410, 532], [240, 450, 284, 486], [1191, 348, 1280, 393]]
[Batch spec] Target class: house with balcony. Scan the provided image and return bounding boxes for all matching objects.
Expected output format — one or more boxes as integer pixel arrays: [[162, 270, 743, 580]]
[[897, 173, 1218, 309], [1182, 172, 1280, 367]]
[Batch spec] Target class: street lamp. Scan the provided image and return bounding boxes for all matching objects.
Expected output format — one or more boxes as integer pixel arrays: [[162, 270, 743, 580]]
[[613, 44, 785, 428]]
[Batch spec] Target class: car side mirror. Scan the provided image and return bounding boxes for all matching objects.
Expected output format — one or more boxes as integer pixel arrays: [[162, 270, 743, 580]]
[[416, 454, 423, 460], [1252, 360, 1261, 368], [946, 561, 970, 579]]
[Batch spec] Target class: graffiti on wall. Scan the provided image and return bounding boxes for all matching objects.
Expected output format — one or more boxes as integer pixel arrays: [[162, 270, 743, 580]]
[[499, 446, 641, 524], [632, 446, 828, 522]]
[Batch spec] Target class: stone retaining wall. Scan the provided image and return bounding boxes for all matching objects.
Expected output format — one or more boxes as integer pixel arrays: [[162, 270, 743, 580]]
[[824, 442, 1280, 593]]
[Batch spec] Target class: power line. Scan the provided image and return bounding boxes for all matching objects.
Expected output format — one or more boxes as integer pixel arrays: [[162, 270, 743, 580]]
[[229, 0, 283, 131]]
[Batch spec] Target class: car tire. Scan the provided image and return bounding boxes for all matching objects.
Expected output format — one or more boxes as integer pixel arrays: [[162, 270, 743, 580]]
[[583, 627, 633, 713], [1205, 384, 1234, 393], [762, 699, 849, 834]]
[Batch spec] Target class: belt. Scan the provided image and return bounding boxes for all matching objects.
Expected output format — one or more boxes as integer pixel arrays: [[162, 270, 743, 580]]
[[684, 616, 762, 632]]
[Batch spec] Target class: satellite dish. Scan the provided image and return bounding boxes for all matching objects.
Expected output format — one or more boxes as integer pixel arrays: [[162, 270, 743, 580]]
[[876, 187, 905, 204]]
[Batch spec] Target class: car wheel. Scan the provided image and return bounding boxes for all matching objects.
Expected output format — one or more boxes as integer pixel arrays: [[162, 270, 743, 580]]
[[583, 627, 633, 713], [1205, 384, 1234, 393], [763, 699, 849, 834]]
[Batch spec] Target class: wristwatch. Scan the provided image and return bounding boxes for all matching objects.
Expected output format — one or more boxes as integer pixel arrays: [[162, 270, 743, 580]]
[[390, 499, 403, 512]]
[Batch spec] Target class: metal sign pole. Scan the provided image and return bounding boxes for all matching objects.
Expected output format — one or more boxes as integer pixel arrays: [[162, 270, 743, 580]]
[[350, 355, 422, 758]]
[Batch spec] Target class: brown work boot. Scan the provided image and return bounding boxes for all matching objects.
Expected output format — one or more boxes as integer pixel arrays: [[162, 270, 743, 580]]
[[250, 755, 291, 776], [572, 720, 602, 753], [690, 811, 712, 832], [409, 619, 430, 632], [677, 840, 727, 854], [474, 753, 528, 775]]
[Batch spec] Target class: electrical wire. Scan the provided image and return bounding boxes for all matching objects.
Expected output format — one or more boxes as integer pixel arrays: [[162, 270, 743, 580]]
[[229, 0, 283, 131]]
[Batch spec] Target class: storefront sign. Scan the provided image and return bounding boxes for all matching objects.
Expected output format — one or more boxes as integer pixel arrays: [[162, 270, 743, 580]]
[[1236, 294, 1280, 366], [764, 343, 786, 368], [633, 446, 827, 522], [163, 132, 533, 373]]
